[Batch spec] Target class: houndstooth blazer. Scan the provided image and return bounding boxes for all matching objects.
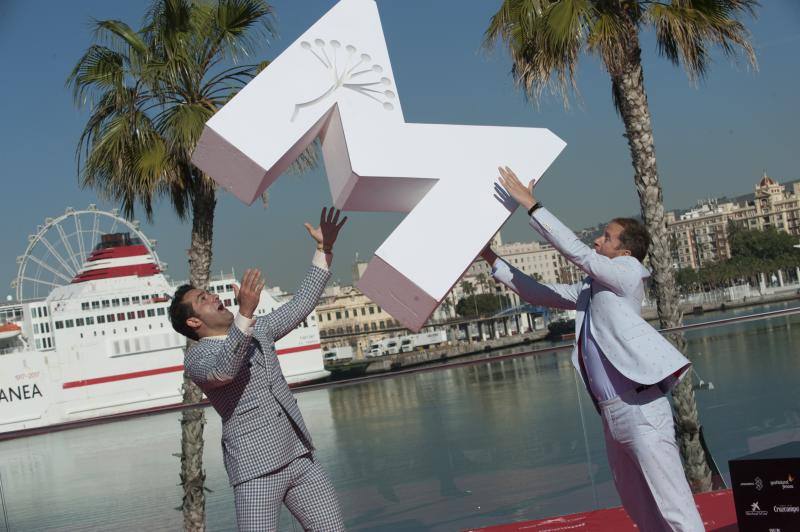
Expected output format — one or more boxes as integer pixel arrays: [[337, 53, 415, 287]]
[[184, 265, 330, 486]]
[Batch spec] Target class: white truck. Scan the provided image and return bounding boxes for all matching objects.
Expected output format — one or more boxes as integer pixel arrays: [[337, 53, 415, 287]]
[[322, 345, 354, 362], [397, 330, 448, 352]]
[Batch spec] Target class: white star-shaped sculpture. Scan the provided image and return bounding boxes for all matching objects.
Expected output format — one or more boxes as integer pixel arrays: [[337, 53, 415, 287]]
[[193, 0, 565, 331]]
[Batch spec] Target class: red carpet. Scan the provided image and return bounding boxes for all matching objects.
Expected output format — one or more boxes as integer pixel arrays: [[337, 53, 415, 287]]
[[468, 489, 737, 531]]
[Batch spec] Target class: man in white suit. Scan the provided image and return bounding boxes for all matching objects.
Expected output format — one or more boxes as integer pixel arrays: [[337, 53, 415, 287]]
[[483, 167, 703, 531]]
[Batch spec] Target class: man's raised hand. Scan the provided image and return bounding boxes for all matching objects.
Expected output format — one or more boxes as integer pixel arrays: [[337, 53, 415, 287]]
[[498, 166, 537, 211], [304, 207, 348, 252], [233, 269, 264, 319]]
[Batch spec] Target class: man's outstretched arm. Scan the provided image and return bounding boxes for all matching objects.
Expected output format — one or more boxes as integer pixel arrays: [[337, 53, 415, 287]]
[[261, 207, 347, 341], [497, 166, 639, 296], [481, 247, 580, 310]]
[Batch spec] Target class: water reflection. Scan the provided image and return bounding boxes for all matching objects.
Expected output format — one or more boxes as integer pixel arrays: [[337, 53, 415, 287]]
[[0, 303, 798, 530]]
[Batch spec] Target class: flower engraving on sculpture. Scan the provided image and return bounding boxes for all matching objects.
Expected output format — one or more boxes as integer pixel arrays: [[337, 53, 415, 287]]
[[291, 39, 396, 121]]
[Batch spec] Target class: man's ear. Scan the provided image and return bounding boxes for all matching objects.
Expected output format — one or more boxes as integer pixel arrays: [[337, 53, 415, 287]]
[[186, 316, 203, 331], [620, 248, 632, 257]]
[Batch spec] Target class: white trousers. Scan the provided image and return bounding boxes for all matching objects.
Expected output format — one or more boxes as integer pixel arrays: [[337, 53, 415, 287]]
[[599, 389, 704, 532]]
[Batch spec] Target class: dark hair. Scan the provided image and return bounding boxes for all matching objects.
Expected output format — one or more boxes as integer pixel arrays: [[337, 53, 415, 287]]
[[611, 218, 650, 262], [169, 284, 199, 341]]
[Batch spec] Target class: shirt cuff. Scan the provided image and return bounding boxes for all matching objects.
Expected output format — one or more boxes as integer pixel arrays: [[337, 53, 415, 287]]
[[312, 249, 332, 270], [234, 313, 255, 334]]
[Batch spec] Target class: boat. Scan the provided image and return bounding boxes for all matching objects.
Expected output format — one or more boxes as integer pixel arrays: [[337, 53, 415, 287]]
[[0, 207, 328, 436]]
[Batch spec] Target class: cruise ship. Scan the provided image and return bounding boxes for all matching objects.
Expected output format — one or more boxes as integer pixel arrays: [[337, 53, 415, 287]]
[[0, 213, 329, 437]]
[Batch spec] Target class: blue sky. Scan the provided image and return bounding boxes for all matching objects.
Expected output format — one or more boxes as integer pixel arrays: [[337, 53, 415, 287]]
[[1, 1, 798, 296]]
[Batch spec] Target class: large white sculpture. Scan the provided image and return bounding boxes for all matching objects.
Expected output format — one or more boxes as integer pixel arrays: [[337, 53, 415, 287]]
[[192, 0, 565, 331]]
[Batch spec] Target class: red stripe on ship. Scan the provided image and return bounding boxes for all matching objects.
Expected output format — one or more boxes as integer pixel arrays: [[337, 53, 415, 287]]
[[277, 343, 321, 355], [87, 245, 151, 260], [72, 263, 160, 283], [61, 345, 321, 389], [63, 365, 184, 389]]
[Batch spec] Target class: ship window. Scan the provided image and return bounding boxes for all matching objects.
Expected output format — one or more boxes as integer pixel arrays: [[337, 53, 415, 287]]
[[132, 296, 140, 304], [81, 302, 90, 311], [91, 301, 100, 309], [65, 320, 74, 328], [151, 294, 158, 299], [224, 299, 232, 307], [142, 294, 150, 302], [157, 308, 165, 316], [147, 309, 155, 317], [117, 313, 125, 321], [107, 314, 115, 322], [76, 318, 85, 327], [208, 286, 215, 293], [137, 310, 145, 318], [102, 300, 110, 308], [112, 299, 120, 307], [86, 317, 95, 325], [225, 284, 233, 291], [127, 312, 135, 320], [97, 315, 106, 324], [121, 297, 130, 306]]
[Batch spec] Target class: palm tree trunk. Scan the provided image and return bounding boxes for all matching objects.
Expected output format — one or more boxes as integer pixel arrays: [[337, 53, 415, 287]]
[[610, 30, 712, 493], [180, 178, 217, 531]]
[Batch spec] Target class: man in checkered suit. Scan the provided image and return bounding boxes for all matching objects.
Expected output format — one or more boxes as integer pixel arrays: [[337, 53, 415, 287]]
[[170, 207, 348, 531]]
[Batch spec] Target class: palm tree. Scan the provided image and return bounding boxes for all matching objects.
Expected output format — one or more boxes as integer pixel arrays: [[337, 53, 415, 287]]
[[69, 1, 278, 528], [486, 0, 757, 492]]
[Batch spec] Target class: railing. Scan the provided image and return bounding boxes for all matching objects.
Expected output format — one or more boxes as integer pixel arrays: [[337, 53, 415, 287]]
[[0, 302, 798, 530]]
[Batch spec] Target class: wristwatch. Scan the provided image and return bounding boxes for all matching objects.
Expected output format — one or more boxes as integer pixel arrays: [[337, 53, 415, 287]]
[[527, 202, 543, 216]]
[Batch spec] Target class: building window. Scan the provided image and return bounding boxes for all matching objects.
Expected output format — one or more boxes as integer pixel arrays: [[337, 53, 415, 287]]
[[127, 311, 135, 320], [121, 298, 130, 306], [97, 315, 106, 324], [344, 310, 349, 318], [107, 314, 115, 322], [34, 324, 39, 334], [224, 299, 232, 307], [369, 307, 375, 315], [336, 311, 342, 320], [65, 319, 74, 328], [91, 301, 100, 310], [361, 308, 366, 316], [116, 313, 125, 321], [76, 318, 85, 327], [157, 308, 166, 316], [137, 310, 145, 318], [86, 316, 95, 325], [355, 325, 361, 332], [371, 323, 377, 331], [132, 296, 140, 304], [102, 300, 110, 308], [111, 299, 120, 307], [147, 309, 155, 317], [379, 321, 385, 329], [81, 302, 89, 311]]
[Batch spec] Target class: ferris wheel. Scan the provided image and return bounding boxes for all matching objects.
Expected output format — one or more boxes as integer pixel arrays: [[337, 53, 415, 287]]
[[12, 205, 162, 301]]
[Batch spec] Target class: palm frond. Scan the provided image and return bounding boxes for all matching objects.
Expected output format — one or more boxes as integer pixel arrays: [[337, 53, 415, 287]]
[[645, 0, 758, 82]]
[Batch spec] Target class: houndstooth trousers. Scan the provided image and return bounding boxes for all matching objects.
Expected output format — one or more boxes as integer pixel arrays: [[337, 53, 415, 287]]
[[233, 454, 345, 531]]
